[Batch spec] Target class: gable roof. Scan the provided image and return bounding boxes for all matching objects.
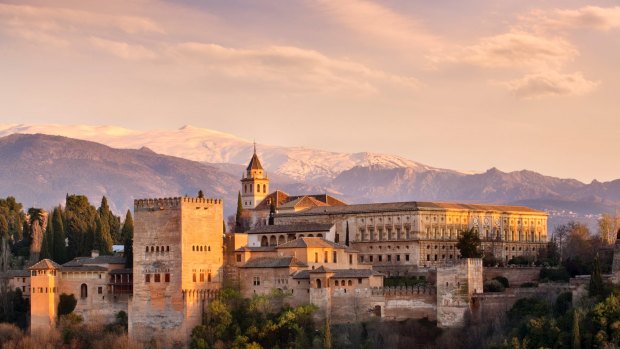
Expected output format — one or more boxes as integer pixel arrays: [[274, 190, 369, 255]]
[[254, 191, 347, 211], [241, 256, 308, 268], [29, 259, 61, 270], [62, 255, 126, 267]]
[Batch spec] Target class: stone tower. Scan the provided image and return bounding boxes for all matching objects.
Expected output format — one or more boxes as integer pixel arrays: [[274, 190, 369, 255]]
[[241, 144, 269, 209], [129, 196, 224, 342], [29, 259, 60, 332]]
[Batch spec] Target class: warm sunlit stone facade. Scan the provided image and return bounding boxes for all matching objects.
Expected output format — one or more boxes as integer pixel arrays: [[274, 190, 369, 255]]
[[275, 202, 548, 274], [129, 196, 224, 342]]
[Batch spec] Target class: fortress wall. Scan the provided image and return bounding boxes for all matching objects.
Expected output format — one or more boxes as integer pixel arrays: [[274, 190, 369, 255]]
[[484, 267, 541, 286]]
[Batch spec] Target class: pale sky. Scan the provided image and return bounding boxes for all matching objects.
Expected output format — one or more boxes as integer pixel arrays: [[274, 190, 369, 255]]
[[0, 0, 619, 182]]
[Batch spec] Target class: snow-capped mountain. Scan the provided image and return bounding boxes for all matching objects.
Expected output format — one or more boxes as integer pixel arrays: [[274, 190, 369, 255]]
[[0, 124, 451, 183]]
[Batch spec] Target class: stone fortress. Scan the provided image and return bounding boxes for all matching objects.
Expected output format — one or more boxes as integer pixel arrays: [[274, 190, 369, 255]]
[[15, 148, 554, 342]]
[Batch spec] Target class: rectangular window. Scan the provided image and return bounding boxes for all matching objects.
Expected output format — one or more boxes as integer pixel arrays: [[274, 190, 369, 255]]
[[378, 255, 383, 262], [427, 254, 430, 261], [333, 251, 337, 263], [349, 254, 353, 264], [145, 274, 151, 283], [165, 273, 170, 282], [358, 278, 362, 284], [360, 255, 364, 262], [200, 273, 204, 282], [98, 286, 103, 294], [315, 253, 318, 263], [154, 274, 161, 282], [192, 273, 196, 282], [324, 251, 328, 263], [369, 255, 373, 262], [406, 254, 410, 261], [387, 255, 391, 262], [253, 276, 260, 286], [236, 254, 242, 262], [396, 255, 401, 262]]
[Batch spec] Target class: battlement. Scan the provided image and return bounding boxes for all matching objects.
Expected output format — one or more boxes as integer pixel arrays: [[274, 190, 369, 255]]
[[134, 197, 223, 210], [370, 285, 436, 296]]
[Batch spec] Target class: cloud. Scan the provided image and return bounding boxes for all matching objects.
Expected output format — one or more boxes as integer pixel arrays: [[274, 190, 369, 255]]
[[90, 37, 157, 61], [310, 0, 440, 49], [501, 71, 599, 99], [520, 6, 620, 32], [172, 42, 420, 94], [434, 30, 577, 70], [0, 3, 164, 46]]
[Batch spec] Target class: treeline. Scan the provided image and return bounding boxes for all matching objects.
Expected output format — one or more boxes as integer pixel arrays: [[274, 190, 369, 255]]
[[0, 195, 133, 268]]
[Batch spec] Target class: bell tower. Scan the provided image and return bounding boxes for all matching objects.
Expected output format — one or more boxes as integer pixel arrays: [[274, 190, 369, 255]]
[[241, 143, 269, 209]]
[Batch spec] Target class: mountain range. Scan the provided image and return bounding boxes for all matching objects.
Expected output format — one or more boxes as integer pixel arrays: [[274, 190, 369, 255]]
[[0, 124, 618, 229]]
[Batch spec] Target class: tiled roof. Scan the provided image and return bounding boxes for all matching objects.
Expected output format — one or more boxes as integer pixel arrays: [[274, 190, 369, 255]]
[[241, 256, 308, 268], [109, 268, 132, 274], [246, 153, 263, 171], [29, 259, 61, 270], [292, 268, 382, 279], [59, 266, 108, 272], [278, 201, 545, 216], [276, 237, 349, 250], [254, 191, 347, 211], [62, 255, 126, 267], [248, 224, 333, 234], [5, 270, 30, 277], [309, 265, 332, 273]]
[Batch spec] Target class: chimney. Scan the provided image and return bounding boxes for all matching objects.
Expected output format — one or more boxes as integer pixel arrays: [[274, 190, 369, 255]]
[[91, 250, 99, 258]]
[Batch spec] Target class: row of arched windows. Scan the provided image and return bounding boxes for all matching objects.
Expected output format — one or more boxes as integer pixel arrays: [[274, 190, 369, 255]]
[[146, 245, 170, 253], [192, 245, 211, 252], [32, 286, 57, 294], [243, 184, 267, 193]]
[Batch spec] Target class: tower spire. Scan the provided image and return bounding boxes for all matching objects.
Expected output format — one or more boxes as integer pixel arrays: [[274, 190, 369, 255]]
[[253, 140, 256, 155]]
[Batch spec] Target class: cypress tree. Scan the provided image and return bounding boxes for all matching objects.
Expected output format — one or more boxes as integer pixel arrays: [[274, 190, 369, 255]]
[[589, 253, 604, 297], [95, 215, 113, 255], [52, 206, 67, 264], [345, 221, 350, 246], [198, 190, 204, 199], [121, 210, 134, 268], [65, 195, 98, 258], [235, 191, 243, 232], [99, 196, 121, 244], [40, 217, 53, 260]]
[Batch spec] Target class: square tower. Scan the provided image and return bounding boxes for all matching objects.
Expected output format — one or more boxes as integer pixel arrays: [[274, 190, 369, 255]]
[[29, 259, 60, 332], [130, 196, 224, 341]]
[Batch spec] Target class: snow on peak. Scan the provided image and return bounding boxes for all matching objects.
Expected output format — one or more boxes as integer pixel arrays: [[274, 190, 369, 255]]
[[0, 124, 452, 182]]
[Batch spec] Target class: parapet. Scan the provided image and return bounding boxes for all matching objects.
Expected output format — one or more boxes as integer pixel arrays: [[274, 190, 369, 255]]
[[134, 197, 223, 210]]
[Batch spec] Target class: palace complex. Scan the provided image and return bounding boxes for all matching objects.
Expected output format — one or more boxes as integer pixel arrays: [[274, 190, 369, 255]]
[[4, 148, 551, 342]]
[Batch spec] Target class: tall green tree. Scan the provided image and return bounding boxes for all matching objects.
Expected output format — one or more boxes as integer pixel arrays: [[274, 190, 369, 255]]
[[121, 210, 133, 268], [456, 227, 483, 258], [40, 217, 53, 260], [589, 254, 604, 297], [65, 195, 98, 259], [98, 196, 121, 244], [0, 215, 8, 240], [235, 191, 243, 232], [52, 206, 67, 264], [94, 216, 113, 255], [572, 311, 581, 349]]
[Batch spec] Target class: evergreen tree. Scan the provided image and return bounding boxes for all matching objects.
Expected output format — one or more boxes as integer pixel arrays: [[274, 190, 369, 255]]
[[0, 215, 8, 240], [94, 215, 113, 255], [235, 191, 244, 232], [589, 253, 604, 297], [572, 310, 581, 349], [52, 206, 67, 264], [198, 190, 205, 199], [65, 195, 98, 258], [40, 217, 53, 260], [456, 227, 483, 258], [99, 196, 121, 244], [345, 221, 350, 246], [121, 210, 134, 268]]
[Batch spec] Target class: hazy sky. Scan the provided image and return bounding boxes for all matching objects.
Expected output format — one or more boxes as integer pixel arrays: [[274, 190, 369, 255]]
[[0, 0, 619, 182]]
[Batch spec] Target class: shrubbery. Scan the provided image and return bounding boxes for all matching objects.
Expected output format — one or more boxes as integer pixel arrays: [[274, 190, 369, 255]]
[[539, 267, 570, 282], [483, 279, 505, 293], [492, 276, 509, 289]]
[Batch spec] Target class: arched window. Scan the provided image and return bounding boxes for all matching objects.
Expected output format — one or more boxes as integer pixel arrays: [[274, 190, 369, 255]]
[[244, 184, 247, 193], [278, 235, 285, 245], [269, 236, 276, 246], [150, 246, 154, 252], [316, 279, 322, 289], [261, 236, 268, 246], [80, 284, 88, 299], [145, 246, 149, 252], [317, 234, 323, 238], [200, 246, 203, 251], [156, 246, 159, 252], [263, 184, 266, 193], [348, 280, 352, 286], [335, 280, 339, 286]]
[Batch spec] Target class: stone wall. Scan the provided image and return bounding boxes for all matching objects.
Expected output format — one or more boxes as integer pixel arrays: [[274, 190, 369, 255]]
[[436, 259, 483, 328], [484, 267, 541, 287]]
